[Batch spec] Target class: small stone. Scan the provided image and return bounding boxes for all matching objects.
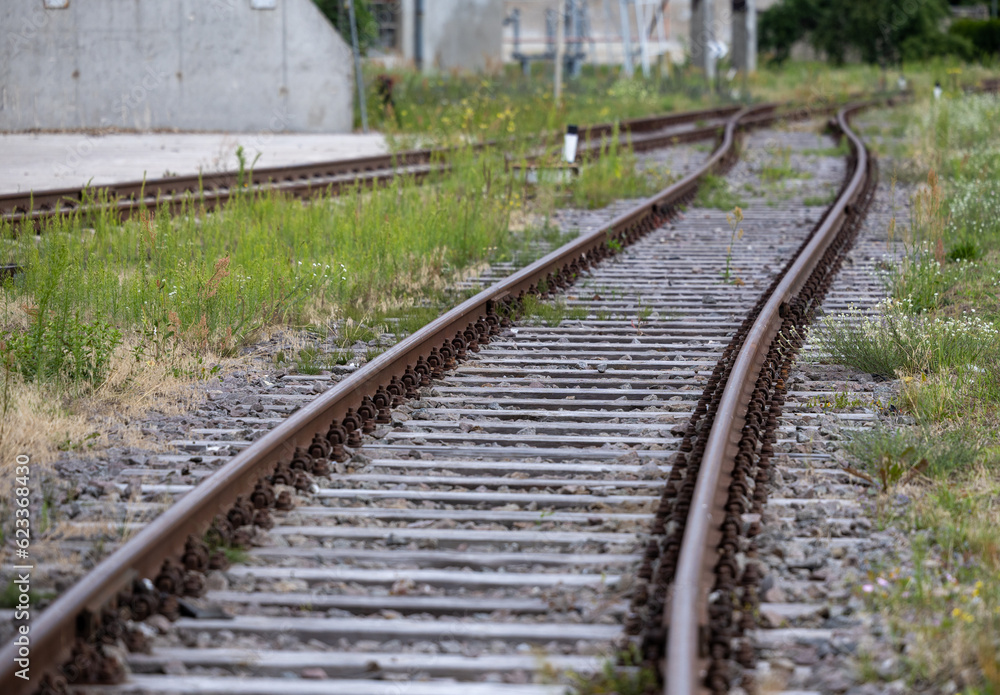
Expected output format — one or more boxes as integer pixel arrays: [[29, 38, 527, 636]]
[[204, 571, 228, 592], [301, 668, 327, 680], [615, 451, 640, 466], [162, 660, 187, 676], [273, 579, 309, 592], [818, 668, 854, 691], [638, 462, 662, 479], [146, 614, 173, 634], [762, 585, 787, 603], [877, 657, 899, 679], [761, 609, 787, 628]]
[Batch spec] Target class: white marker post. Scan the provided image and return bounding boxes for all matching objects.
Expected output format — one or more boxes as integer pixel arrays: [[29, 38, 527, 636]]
[[564, 125, 579, 163]]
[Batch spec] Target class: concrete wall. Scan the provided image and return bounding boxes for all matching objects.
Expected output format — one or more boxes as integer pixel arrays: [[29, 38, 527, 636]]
[[400, 0, 503, 72], [0, 0, 354, 132]]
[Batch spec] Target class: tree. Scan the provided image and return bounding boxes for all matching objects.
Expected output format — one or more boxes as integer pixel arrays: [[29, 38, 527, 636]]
[[760, 0, 962, 66], [313, 0, 379, 53]]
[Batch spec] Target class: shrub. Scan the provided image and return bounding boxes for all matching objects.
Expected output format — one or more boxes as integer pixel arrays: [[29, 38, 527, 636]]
[[949, 19, 1000, 59], [1, 314, 122, 386], [815, 300, 1000, 378]]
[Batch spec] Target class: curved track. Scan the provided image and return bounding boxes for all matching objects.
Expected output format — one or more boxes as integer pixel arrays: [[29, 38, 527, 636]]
[[0, 99, 891, 695], [663, 104, 877, 693]]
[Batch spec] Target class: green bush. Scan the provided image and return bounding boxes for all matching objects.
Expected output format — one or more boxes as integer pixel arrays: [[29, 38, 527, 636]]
[[901, 31, 975, 63], [815, 301, 1000, 378], [2, 314, 122, 386], [949, 19, 1000, 59], [760, 0, 955, 66], [313, 0, 378, 52]]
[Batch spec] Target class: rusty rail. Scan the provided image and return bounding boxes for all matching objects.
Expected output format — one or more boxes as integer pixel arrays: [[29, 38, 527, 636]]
[[0, 94, 889, 693], [0, 104, 743, 229], [0, 100, 769, 695], [664, 102, 876, 693]]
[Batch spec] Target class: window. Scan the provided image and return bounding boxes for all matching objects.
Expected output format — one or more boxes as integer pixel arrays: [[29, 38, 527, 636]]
[[371, 0, 401, 51]]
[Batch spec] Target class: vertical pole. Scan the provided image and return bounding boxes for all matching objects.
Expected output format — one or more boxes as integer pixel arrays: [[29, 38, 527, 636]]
[[567, 0, 578, 77], [691, 0, 715, 83], [619, 0, 634, 77], [555, 1, 565, 102], [348, 0, 369, 133], [637, 1, 651, 78], [414, 0, 424, 71]]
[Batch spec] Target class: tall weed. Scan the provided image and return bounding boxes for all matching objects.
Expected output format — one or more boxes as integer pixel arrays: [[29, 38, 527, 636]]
[[816, 300, 1000, 378]]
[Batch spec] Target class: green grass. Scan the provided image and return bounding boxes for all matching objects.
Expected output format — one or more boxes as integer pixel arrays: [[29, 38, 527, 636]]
[[802, 191, 837, 207], [519, 295, 588, 327], [0, 579, 53, 609], [554, 645, 658, 695], [692, 174, 746, 210], [758, 145, 797, 183], [844, 426, 981, 485], [801, 139, 851, 158], [365, 59, 997, 145], [569, 127, 675, 209], [818, 87, 1000, 693], [816, 301, 1000, 378], [0, 150, 520, 370]]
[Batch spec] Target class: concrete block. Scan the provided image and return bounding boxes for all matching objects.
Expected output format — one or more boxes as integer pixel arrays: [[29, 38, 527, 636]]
[[0, 0, 354, 133]]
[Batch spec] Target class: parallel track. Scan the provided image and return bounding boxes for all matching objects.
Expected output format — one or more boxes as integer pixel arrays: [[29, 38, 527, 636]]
[[0, 98, 894, 695], [0, 105, 743, 230]]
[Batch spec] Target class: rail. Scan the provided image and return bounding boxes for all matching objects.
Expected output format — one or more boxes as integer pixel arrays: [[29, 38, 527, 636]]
[[664, 101, 876, 694], [0, 105, 743, 229], [0, 94, 889, 693]]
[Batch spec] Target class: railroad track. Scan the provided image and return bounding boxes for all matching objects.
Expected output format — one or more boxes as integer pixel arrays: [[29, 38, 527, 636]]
[[0, 98, 897, 695], [0, 105, 744, 230]]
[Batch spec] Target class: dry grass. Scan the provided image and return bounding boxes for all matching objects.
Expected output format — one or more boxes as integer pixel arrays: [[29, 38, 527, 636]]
[[0, 375, 90, 495], [92, 336, 217, 419], [0, 336, 234, 494]]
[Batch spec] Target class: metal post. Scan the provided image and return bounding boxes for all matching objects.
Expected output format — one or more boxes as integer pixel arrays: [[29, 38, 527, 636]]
[[555, 1, 565, 102], [654, 2, 668, 79], [691, 0, 715, 82], [567, 0, 579, 77], [731, 0, 756, 74], [636, 0, 651, 78], [414, 0, 424, 71], [348, 0, 368, 133], [619, 0, 634, 77]]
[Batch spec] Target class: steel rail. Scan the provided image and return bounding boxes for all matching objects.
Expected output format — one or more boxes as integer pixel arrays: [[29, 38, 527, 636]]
[[0, 104, 742, 228], [664, 102, 873, 694], [0, 95, 876, 693], [0, 100, 765, 695]]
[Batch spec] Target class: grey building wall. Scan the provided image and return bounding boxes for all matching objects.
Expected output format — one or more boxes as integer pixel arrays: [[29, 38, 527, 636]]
[[500, 1, 774, 70], [1, 0, 354, 133], [400, 0, 503, 72]]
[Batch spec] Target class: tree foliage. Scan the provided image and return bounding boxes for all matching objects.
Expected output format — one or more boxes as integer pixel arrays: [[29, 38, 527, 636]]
[[313, 0, 379, 53], [950, 19, 1000, 57], [760, 0, 969, 66]]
